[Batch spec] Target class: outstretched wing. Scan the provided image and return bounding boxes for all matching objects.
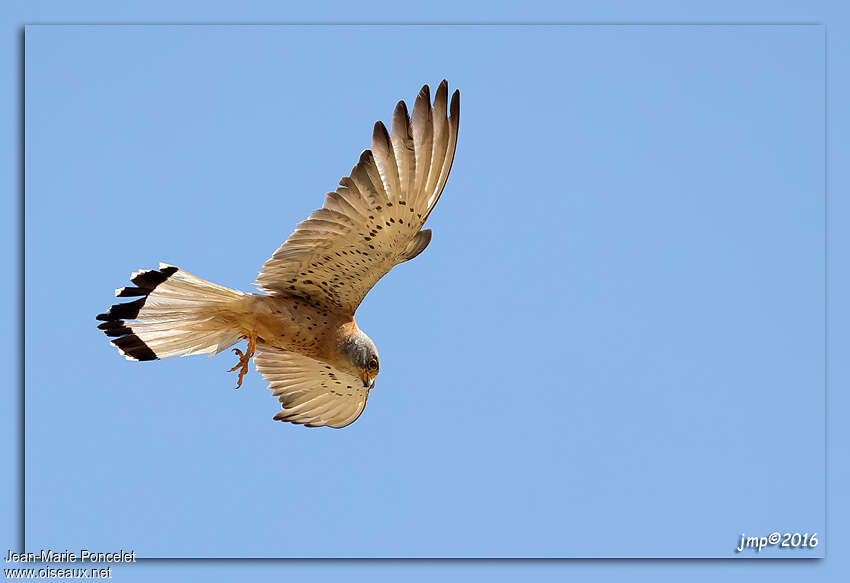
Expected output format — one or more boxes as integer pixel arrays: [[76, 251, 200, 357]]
[[255, 80, 460, 314], [255, 347, 371, 428]]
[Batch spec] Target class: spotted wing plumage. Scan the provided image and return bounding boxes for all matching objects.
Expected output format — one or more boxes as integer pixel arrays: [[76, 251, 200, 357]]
[[255, 80, 460, 314], [254, 347, 370, 428]]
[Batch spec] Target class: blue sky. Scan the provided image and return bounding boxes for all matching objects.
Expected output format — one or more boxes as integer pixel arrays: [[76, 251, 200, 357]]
[[4, 1, 849, 581], [24, 23, 824, 558]]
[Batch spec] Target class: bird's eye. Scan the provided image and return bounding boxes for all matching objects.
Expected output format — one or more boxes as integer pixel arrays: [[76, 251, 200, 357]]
[[368, 358, 378, 371]]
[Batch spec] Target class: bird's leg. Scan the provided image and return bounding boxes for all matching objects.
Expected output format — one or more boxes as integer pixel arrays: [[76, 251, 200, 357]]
[[228, 329, 258, 389]]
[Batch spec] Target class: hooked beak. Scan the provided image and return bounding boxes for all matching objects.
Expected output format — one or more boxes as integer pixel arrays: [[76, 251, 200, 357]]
[[360, 369, 376, 389]]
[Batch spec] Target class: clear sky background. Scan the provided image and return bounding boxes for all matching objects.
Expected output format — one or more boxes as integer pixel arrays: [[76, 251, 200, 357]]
[[24, 23, 824, 558], [3, 1, 849, 581]]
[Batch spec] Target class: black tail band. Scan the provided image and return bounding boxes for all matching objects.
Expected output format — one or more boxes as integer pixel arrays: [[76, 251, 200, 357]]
[[96, 265, 179, 361]]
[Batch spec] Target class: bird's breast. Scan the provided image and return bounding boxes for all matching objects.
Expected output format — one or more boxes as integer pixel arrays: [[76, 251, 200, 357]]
[[250, 294, 351, 362]]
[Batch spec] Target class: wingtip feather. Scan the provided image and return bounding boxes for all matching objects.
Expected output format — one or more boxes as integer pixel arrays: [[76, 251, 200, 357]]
[[393, 99, 409, 120], [373, 120, 389, 141]]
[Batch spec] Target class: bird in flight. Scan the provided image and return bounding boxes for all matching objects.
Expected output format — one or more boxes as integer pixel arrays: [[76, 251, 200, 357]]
[[96, 81, 460, 428]]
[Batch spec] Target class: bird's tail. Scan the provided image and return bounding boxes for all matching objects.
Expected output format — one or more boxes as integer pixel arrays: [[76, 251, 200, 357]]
[[96, 263, 251, 361]]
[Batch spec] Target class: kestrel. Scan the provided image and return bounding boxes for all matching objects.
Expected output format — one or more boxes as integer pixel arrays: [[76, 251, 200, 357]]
[[96, 81, 460, 428]]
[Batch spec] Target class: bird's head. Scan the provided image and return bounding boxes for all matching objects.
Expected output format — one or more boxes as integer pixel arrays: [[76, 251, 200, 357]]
[[339, 329, 380, 389]]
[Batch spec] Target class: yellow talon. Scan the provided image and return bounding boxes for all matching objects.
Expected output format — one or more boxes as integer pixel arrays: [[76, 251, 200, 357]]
[[228, 331, 257, 389]]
